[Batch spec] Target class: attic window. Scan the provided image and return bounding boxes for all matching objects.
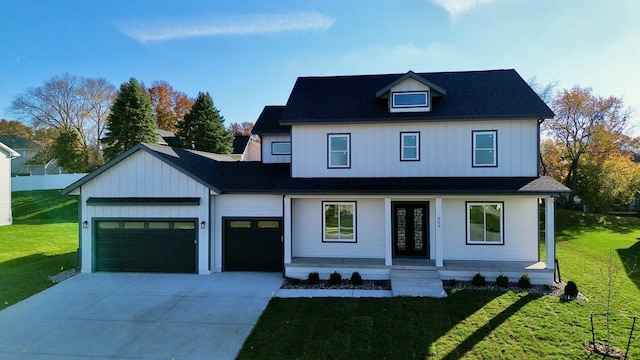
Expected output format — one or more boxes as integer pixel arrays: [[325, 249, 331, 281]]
[[392, 91, 429, 108]]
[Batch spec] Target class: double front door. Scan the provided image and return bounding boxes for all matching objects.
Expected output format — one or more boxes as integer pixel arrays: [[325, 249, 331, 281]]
[[393, 202, 429, 257]]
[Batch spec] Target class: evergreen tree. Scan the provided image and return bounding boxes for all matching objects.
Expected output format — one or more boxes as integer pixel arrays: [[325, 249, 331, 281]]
[[177, 92, 233, 154], [102, 78, 157, 161]]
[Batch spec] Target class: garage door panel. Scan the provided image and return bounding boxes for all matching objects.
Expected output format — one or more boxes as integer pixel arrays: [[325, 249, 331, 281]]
[[224, 218, 282, 272], [95, 221, 196, 273]]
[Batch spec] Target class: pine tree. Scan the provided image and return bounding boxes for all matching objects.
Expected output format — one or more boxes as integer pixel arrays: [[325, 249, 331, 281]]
[[102, 78, 157, 162], [177, 92, 233, 154]]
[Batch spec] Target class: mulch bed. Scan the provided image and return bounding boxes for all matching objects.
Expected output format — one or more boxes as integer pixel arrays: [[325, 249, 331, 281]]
[[584, 341, 628, 359], [443, 280, 589, 301], [281, 278, 391, 290]]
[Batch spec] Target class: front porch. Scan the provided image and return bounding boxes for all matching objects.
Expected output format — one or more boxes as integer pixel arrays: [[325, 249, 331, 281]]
[[285, 257, 554, 285]]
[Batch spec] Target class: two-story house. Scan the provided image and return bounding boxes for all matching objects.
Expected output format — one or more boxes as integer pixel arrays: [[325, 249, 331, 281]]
[[63, 69, 569, 288]]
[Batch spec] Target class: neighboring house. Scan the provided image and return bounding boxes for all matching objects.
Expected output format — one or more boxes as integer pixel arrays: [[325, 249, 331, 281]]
[[0, 142, 20, 225], [63, 69, 569, 286], [0, 135, 37, 175], [155, 128, 180, 147], [240, 138, 261, 161]]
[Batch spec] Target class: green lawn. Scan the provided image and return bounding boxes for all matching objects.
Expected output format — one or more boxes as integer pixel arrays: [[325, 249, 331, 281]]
[[0, 190, 78, 310], [239, 209, 640, 359]]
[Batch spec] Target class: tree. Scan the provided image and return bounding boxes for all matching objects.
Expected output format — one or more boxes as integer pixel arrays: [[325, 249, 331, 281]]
[[229, 122, 254, 136], [176, 92, 233, 154], [102, 78, 157, 161], [542, 86, 632, 209], [148, 81, 194, 132], [54, 130, 88, 173], [0, 119, 34, 138], [76, 78, 116, 163]]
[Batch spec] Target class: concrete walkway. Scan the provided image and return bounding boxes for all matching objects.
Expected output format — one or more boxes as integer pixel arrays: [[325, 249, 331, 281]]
[[0, 272, 283, 360]]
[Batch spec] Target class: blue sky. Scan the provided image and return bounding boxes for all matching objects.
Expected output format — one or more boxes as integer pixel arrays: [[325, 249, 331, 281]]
[[1, 0, 639, 133]]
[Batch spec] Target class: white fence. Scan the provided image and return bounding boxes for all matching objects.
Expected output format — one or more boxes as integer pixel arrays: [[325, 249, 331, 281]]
[[11, 173, 87, 192]]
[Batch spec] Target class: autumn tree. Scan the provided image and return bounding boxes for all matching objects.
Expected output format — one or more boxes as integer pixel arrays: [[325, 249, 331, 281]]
[[148, 81, 194, 132], [0, 119, 34, 138], [541, 86, 636, 211], [229, 122, 254, 136], [54, 130, 88, 173], [176, 92, 233, 153], [102, 78, 157, 161]]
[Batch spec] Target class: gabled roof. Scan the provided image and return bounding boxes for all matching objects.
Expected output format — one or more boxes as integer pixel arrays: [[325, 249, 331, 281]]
[[0, 135, 34, 150], [251, 106, 290, 135], [279, 69, 554, 125], [375, 70, 446, 98], [0, 141, 20, 158], [62, 143, 289, 195], [232, 135, 250, 154]]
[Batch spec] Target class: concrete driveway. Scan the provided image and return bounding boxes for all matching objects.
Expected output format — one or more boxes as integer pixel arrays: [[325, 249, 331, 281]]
[[0, 272, 283, 360]]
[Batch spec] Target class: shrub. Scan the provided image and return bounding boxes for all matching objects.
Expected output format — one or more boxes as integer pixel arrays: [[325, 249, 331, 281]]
[[308, 272, 320, 285], [471, 273, 486, 286], [518, 274, 532, 289], [329, 271, 342, 285], [350, 272, 363, 286], [496, 274, 509, 288], [564, 280, 579, 298]]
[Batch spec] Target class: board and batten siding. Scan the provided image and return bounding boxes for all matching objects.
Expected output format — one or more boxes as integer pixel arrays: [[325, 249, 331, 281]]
[[261, 134, 291, 163], [292, 198, 386, 259], [0, 151, 12, 225], [79, 150, 211, 274], [441, 196, 539, 262], [212, 194, 283, 272], [291, 120, 538, 178]]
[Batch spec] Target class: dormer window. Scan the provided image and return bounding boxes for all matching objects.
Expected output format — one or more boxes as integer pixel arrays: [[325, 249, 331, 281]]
[[392, 91, 429, 109]]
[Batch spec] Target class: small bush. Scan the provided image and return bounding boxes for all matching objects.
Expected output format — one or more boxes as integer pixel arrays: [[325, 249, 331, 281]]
[[471, 273, 486, 286], [329, 271, 342, 285], [350, 272, 363, 285], [564, 280, 579, 298], [308, 272, 320, 285], [288, 278, 301, 285], [518, 274, 531, 289], [496, 274, 509, 288]]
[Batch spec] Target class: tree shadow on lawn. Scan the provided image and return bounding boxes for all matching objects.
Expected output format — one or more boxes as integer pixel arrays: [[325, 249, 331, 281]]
[[239, 290, 541, 359], [555, 211, 640, 242], [12, 190, 78, 224], [616, 240, 640, 292]]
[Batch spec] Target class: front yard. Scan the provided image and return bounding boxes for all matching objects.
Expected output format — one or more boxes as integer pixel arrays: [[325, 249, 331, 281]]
[[238, 209, 640, 359]]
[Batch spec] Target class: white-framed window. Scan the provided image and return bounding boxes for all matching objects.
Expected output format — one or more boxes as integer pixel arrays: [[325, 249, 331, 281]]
[[271, 142, 291, 155], [392, 91, 429, 108], [472, 130, 497, 167], [328, 133, 350, 168], [466, 202, 504, 245], [400, 132, 420, 161], [323, 202, 356, 243]]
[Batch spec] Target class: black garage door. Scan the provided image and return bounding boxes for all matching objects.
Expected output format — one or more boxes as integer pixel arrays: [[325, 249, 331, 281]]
[[224, 218, 282, 271], [95, 220, 196, 273]]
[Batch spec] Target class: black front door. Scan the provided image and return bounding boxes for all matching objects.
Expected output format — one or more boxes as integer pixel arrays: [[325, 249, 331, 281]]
[[393, 203, 429, 257]]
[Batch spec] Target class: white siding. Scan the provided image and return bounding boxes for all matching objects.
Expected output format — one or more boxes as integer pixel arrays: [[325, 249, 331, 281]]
[[0, 152, 12, 225], [292, 198, 386, 259], [441, 196, 539, 261], [79, 150, 211, 274], [262, 134, 291, 163], [212, 194, 283, 271], [291, 120, 538, 178]]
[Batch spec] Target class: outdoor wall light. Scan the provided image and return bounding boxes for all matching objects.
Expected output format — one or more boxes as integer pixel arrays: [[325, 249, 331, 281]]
[[200, 221, 206, 229], [82, 221, 88, 228]]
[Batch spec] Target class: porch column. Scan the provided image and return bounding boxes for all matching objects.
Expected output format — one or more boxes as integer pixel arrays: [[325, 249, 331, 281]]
[[284, 196, 292, 264], [384, 197, 392, 266], [435, 197, 443, 267], [545, 196, 556, 269]]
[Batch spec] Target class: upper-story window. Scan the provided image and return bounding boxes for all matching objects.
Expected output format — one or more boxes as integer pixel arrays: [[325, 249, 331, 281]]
[[472, 130, 497, 167], [392, 91, 429, 109], [400, 132, 420, 161], [328, 133, 350, 168], [271, 142, 291, 155]]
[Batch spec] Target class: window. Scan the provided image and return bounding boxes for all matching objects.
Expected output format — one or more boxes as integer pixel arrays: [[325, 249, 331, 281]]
[[466, 202, 504, 245], [328, 134, 350, 168], [392, 91, 429, 108], [271, 142, 291, 155], [401, 132, 420, 161], [473, 130, 497, 167], [323, 202, 356, 242]]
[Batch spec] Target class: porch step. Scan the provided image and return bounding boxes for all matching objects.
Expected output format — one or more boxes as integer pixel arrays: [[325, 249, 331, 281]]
[[391, 269, 447, 298]]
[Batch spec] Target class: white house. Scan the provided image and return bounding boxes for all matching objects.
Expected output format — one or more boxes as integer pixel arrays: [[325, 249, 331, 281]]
[[63, 69, 569, 289], [0, 142, 20, 226]]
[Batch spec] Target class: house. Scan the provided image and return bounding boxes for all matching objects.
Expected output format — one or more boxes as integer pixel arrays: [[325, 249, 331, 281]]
[[0, 142, 20, 225], [0, 135, 38, 175], [63, 69, 570, 287]]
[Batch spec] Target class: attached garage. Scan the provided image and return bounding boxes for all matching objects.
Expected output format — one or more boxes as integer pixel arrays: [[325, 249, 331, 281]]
[[95, 220, 197, 273], [224, 218, 283, 271]]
